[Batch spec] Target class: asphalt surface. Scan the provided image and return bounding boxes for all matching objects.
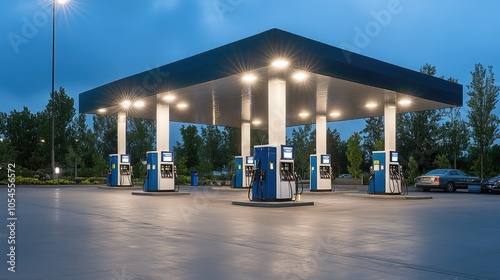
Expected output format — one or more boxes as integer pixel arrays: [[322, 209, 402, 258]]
[[1, 185, 499, 280]]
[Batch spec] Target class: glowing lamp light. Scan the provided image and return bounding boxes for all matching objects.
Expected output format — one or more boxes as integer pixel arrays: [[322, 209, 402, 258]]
[[271, 59, 289, 68], [121, 100, 132, 109], [97, 108, 107, 113], [55, 167, 60, 174], [398, 99, 412, 106], [299, 112, 309, 118], [252, 120, 261, 125], [242, 74, 257, 83], [365, 102, 378, 108], [134, 101, 145, 108], [330, 112, 341, 117], [57, 0, 69, 5], [163, 95, 176, 102], [177, 103, 188, 109], [293, 72, 308, 81]]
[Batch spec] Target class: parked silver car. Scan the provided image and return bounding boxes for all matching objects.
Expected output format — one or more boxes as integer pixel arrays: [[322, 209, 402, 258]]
[[415, 169, 482, 192]]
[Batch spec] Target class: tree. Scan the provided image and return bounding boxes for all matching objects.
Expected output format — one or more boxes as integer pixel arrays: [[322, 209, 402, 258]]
[[92, 114, 117, 175], [127, 117, 155, 179], [439, 107, 469, 169], [173, 125, 202, 171], [39, 87, 76, 168], [361, 116, 384, 161], [4, 107, 40, 168], [200, 125, 225, 173], [406, 155, 419, 186], [466, 64, 500, 178], [397, 64, 443, 172], [288, 124, 315, 178], [346, 132, 363, 178], [326, 128, 348, 176], [434, 154, 451, 169]]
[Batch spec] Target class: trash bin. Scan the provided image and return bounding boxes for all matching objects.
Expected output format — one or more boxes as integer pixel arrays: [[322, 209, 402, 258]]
[[190, 170, 198, 186]]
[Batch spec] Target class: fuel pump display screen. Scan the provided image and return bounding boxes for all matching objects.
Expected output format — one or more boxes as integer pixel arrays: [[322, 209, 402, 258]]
[[321, 155, 331, 164], [390, 151, 399, 162], [281, 145, 294, 159], [246, 156, 254, 165], [120, 154, 130, 163], [161, 151, 173, 162]]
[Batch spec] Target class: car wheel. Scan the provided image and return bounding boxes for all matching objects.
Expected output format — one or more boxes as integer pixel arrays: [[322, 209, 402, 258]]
[[422, 188, 431, 192], [445, 182, 455, 193]]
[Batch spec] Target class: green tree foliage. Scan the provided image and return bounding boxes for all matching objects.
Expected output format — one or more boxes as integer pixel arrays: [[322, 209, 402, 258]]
[[200, 125, 226, 173], [251, 129, 268, 147], [406, 155, 420, 186], [39, 87, 76, 167], [346, 132, 363, 178], [4, 107, 42, 168], [127, 117, 155, 179], [433, 154, 451, 169], [222, 127, 240, 172], [397, 64, 443, 172], [326, 128, 348, 176], [361, 116, 384, 161], [466, 64, 500, 178], [439, 107, 469, 169], [173, 125, 202, 172], [92, 114, 117, 174], [288, 124, 315, 178]]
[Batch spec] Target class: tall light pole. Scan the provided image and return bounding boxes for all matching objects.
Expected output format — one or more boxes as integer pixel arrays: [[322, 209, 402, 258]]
[[51, 0, 68, 178]]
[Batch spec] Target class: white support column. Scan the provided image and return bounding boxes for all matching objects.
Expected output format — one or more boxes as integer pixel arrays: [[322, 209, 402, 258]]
[[384, 91, 397, 193], [241, 121, 251, 156], [316, 115, 327, 154], [268, 78, 287, 146], [117, 112, 127, 155], [157, 103, 170, 151]]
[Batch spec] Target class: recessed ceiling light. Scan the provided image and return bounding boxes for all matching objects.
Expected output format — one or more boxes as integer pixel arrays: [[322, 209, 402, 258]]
[[299, 112, 309, 117], [134, 101, 145, 108], [242, 74, 257, 83], [97, 108, 107, 113], [330, 112, 341, 117], [121, 100, 132, 109], [293, 72, 308, 81], [271, 59, 289, 68], [398, 99, 411, 106], [365, 103, 377, 108], [163, 95, 176, 102], [252, 120, 261, 125], [177, 103, 188, 109]]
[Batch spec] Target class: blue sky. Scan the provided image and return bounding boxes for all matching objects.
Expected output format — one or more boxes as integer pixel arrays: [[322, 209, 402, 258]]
[[2, 0, 500, 141]]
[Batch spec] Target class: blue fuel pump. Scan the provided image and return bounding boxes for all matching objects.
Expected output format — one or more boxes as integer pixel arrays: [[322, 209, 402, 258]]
[[144, 151, 177, 192], [250, 145, 296, 201], [108, 154, 132, 187], [368, 151, 406, 195], [310, 154, 332, 191]]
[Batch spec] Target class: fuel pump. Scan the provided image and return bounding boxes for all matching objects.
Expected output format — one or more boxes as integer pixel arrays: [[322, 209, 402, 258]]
[[144, 151, 176, 192], [249, 145, 296, 201], [310, 154, 332, 191], [370, 151, 405, 195], [108, 154, 132, 187], [235, 156, 254, 188]]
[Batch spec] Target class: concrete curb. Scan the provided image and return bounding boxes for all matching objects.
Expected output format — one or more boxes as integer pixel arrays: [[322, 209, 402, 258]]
[[131, 191, 191, 196], [97, 186, 143, 190], [344, 193, 432, 200], [232, 200, 314, 207]]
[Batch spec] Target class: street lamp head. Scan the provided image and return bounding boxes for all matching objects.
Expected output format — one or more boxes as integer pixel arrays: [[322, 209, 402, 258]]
[[57, 0, 69, 5]]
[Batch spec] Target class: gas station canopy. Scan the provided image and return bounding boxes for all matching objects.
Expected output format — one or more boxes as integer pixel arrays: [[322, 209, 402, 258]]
[[79, 28, 462, 128]]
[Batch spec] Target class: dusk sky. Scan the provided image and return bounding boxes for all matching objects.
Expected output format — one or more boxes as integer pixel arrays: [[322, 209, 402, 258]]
[[2, 0, 500, 140]]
